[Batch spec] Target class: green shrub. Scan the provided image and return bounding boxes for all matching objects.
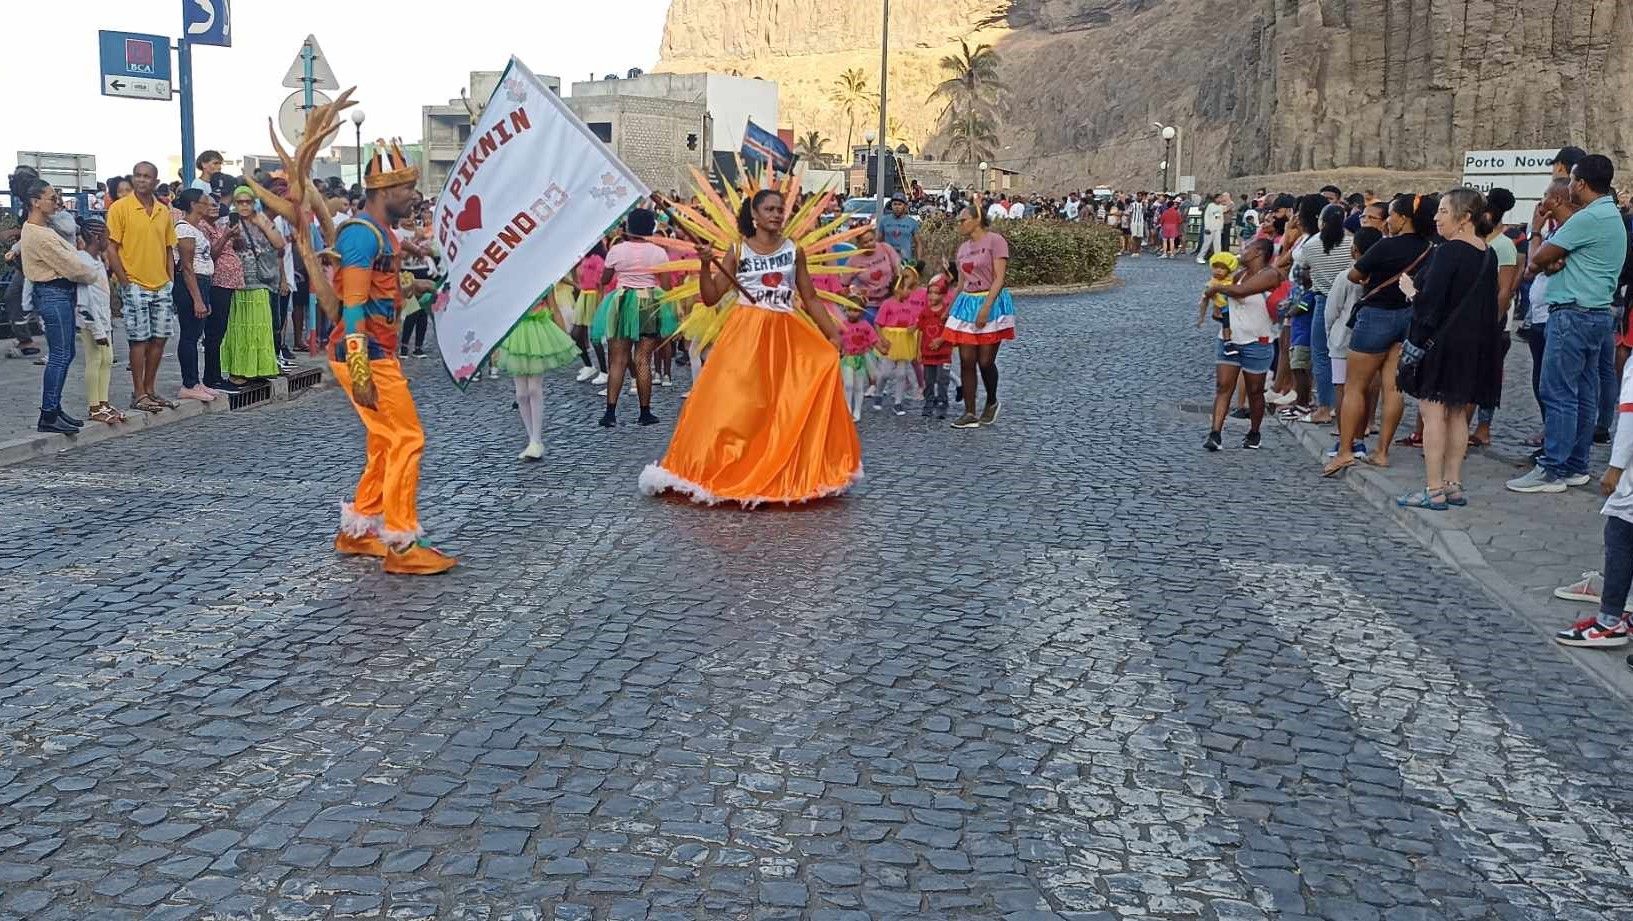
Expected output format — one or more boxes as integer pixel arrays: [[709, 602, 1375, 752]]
[[915, 214, 1120, 288]]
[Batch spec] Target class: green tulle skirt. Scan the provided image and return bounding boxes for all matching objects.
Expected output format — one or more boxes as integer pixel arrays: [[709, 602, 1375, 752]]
[[220, 288, 280, 378], [589, 287, 678, 342], [497, 311, 580, 376]]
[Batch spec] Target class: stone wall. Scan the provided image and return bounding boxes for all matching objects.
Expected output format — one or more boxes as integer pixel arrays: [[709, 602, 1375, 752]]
[[657, 0, 1633, 190]]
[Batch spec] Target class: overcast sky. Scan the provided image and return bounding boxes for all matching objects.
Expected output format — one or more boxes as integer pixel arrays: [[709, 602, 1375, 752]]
[[3, 0, 671, 182]]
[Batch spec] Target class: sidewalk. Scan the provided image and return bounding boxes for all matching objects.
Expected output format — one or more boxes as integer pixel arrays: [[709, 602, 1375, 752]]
[[0, 326, 327, 466], [1271, 343, 1633, 700]]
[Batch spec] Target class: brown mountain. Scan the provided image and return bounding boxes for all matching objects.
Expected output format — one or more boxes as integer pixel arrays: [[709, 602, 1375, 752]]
[[656, 0, 1631, 192]]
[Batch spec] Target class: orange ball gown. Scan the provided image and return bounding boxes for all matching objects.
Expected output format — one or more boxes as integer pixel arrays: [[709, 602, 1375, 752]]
[[638, 237, 862, 506]]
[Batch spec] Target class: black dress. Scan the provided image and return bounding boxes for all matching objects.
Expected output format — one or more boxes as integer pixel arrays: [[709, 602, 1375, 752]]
[[1403, 239, 1501, 407]]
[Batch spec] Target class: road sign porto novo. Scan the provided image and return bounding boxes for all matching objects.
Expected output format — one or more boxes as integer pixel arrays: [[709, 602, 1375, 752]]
[[99, 30, 173, 101]]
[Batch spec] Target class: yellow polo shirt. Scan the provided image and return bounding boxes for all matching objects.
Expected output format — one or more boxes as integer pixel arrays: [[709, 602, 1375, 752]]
[[107, 195, 178, 290]]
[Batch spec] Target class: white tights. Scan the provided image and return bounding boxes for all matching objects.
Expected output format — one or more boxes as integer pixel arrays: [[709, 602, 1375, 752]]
[[513, 375, 544, 445], [874, 357, 915, 406], [841, 364, 868, 419]]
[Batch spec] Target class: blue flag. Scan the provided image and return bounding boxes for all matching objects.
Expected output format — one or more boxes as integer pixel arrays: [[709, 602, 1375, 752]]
[[740, 119, 794, 173]]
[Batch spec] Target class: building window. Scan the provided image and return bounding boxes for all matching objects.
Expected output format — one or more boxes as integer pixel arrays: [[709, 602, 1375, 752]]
[[588, 122, 613, 144], [458, 124, 472, 143]]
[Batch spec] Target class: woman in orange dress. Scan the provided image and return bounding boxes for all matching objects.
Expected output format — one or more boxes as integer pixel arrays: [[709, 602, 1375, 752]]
[[639, 189, 862, 506]]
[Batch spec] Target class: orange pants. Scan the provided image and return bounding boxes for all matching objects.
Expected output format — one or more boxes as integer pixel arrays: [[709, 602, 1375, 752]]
[[330, 358, 425, 544]]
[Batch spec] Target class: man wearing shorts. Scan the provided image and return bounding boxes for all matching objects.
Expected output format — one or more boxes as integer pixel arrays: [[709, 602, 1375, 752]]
[[107, 161, 178, 413]]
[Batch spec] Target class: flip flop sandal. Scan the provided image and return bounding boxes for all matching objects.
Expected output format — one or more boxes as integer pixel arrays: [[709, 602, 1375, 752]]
[[1395, 432, 1424, 448], [89, 406, 121, 425], [132, 395, 164, 413], [1322, 457, 1357, 478]]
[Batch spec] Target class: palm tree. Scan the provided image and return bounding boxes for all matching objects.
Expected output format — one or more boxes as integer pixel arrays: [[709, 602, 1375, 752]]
[[928, 39, 1002, 173], [795, 131, 833, 168], [829, 68, 876, 158], [942, 109, 999, 168]]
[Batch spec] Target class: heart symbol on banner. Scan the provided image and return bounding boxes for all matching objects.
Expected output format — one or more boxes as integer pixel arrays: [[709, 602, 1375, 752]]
[[762, 272, 784, 288], [455, 196, 484, 232]]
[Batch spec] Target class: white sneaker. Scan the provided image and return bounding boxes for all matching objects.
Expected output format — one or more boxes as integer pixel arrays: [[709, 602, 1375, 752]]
[[1554, 570, 1633, 612], [518, 442, 544, 461], [576, 366, 597, 383], [1265, 390, 1298, 406], [597, 387, 608, 397], [660, 374, 673, 387], [591, 372, 608, 386], [487, 367, 499, 380], [1563, 473, 1593, 487], [1196, 257, 1207, 264]]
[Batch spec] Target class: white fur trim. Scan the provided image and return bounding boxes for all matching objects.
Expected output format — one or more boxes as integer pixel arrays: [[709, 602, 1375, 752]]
[[638, 462, 862, 509], [339, 501, 383, 537], [379, 526, 426, 547]]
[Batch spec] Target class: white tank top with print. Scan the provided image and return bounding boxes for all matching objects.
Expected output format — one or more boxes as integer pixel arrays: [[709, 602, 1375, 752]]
[[734, 238, 797, 313]]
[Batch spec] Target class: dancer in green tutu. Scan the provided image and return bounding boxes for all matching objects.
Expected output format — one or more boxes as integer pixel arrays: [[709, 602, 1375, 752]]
[[498, 279, 580, 460], [589, 209, 677, 428]]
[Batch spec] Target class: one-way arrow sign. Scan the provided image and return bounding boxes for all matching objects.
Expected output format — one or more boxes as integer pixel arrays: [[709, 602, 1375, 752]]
[[281, 34, 338, 91]]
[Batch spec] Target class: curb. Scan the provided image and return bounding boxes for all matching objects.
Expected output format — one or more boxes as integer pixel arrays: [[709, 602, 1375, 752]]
[[0, 367, 331, 470], [1263, 408, 1633, 703], [1012, 277, 1122, 296]]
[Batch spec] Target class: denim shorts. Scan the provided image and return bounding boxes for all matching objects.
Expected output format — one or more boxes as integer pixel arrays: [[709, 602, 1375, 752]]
[[1348, 305, 1411, 354], [1216, 338, 1273, 375], [123, 282, 177, 342]]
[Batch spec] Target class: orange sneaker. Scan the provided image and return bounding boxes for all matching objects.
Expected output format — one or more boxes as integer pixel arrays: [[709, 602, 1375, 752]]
[[383, 542, 458, 576], [334, 532, 388, 558]]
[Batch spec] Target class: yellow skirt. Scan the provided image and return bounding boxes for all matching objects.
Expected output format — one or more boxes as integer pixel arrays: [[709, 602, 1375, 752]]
[[878, 326, 920, 362], [639, 307, 862, 506]]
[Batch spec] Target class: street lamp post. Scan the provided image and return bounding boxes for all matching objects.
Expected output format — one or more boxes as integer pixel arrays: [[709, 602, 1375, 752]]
[[873, 0, 891, 225], [351, 109, 367, 189], [978, 160, 988, 196], [1157, 124, 1177, 193]]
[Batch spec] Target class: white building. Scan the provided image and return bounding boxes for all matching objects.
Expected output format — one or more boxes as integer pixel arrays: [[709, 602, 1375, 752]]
[[568, 73, 778, 156], [421, 71, 562, 196]]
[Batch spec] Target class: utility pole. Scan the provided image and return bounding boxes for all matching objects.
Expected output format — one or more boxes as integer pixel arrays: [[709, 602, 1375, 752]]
[[872, 0, 890, 225]]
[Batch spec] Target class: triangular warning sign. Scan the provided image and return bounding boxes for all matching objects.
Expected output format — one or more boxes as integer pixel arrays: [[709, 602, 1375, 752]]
[[281, 34, 339, 91]]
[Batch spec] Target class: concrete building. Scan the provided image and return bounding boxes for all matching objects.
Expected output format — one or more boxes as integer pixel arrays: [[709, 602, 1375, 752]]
[[563, 72, 778, 196], [421, 71, 562, 196]]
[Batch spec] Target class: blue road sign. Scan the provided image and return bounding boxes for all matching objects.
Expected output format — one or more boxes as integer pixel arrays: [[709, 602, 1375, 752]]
[[182, 0, 232, 48], [98, 30, 173, 101]]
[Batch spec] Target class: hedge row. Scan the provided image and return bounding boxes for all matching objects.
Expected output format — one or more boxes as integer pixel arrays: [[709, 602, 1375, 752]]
[[914, 215, 1120, 288]]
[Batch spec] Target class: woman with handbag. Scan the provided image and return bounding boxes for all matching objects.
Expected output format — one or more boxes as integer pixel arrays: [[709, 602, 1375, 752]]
[[1394, 188, 1502, 509], [1322, 194, 1438, 476], [218, 186, 286, 383]]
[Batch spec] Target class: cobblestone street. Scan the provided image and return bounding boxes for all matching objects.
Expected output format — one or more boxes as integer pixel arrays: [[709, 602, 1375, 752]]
[[3, 258, 1632, 921]]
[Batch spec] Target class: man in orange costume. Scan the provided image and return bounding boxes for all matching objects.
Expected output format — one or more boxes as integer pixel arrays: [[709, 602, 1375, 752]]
[[330, 141, 457, 575]]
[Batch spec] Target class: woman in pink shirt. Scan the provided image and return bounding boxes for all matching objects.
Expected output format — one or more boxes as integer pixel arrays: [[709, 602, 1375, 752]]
[[590, 209, 677, 427], [845, 226, 900, 320], [943, 202, 1014, 428]]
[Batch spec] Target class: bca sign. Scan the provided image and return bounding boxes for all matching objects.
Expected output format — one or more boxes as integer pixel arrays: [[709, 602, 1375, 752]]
[[1462, 148, 1557, 220]]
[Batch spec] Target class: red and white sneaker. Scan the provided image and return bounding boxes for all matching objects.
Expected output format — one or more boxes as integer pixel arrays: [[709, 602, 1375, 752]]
[[1552, 571, 1633, 612], [1554, 616, 1632, 648]]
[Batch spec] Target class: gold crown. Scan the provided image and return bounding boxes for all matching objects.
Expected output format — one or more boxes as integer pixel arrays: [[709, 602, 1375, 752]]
[[364, 138, 419, 190]]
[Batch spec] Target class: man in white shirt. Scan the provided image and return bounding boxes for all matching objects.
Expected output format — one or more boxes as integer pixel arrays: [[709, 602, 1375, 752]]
[[986, 199, 1007, 223], [1063, 194, 1080, 221], [1197, 193, 1227, 263], [1007, 198, 1026, 220]]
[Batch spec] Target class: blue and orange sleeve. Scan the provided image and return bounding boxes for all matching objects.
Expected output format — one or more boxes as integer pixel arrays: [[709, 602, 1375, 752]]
[[335, 224, 378, 337]]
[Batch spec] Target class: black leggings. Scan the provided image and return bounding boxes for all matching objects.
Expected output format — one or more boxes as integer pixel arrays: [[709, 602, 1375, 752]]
[[203, 286, 234, 386], [957, 343, 1001, 414], [401, 310, 429, 352]]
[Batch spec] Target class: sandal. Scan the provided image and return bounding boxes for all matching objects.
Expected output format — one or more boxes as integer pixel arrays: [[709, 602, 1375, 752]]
[[1322, 457, 1357, 478], [1395, 432, 1424, 448], [1396, 487, 1448, 511], [1444, 481, 1468, 507], [88, 405, 121, 425], [148, 393, 178, 410], [131, 395, 164, 413], [1467, 436, 1490, 448]]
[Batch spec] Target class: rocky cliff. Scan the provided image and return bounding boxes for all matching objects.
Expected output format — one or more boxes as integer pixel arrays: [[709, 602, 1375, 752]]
[[656, 0, 1632, 191]]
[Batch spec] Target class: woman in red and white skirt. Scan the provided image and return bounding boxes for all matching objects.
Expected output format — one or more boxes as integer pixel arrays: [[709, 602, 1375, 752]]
[[942, 202, 1014, 429]]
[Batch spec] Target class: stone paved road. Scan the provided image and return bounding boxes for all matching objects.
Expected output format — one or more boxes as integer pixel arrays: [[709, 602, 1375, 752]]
[[2, 257, 1632, 921]]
